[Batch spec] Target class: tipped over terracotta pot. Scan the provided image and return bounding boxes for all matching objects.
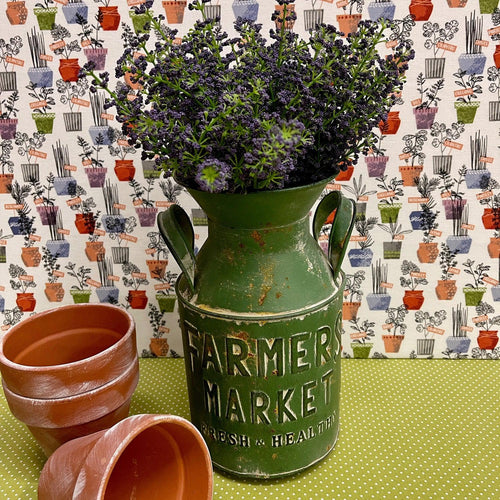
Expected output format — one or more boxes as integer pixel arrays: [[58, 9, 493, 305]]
[[3, 358, 139, 456], [38, 414, 213, 500], [0, 303, 137, 398]]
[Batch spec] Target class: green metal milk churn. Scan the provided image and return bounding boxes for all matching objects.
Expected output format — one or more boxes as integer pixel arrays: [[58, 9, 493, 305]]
[[158, 179, 355, 478]]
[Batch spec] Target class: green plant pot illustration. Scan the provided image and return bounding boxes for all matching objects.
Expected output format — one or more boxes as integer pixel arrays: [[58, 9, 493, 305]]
[[156, 294, 177, 312], [32, 113, 55, 134], [463, 287, 486, 306], [479, 0, 499, 13], [454, 101, 480, 124], [378, 203, 402, 223], [383, 241, 402, 259], [351, 343, 373, 359], [129, 11, 150, 33], [70, 289, 92, 304], [33, 7, 57, 30]]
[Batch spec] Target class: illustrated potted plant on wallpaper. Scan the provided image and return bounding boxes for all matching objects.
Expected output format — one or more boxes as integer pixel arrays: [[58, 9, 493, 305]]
[[458, 11, 486, 76], [342, 270, 365, 320], [341, 175, 376, 221], [6, 1, 28, 26], [492, 9, 500, 67], [487, 65, 500, 121], [0, 229, 14, 266], [27, 28, 53, 88], [232, 0, 259, 23], [42, 245, 65, 302], [30, 175, 58, 229], [9, 263, 37, 312], [303, 0, 324, 31], [0, 35, 22, 91], [56, 77, 88, 132], [145, 231, 169, 279], [363, 134, 389, 177], [429, 121, 465, 175], [348, 317, 375, 358], [0, 90, 19, 140], [413, 73, 443, 130], [453, 68, 483, 124], [77, 135, 107, 187], [409, 0, 433, 22], [378, 221, 412, 260], [7, 180, 31, 235], [336, 0, 364, 36], [0, 139, 14, 194], [410, 174, 440, 230], [109, 128, 137, 181], [159, 177, 183, 206], [479, 181, 500, 230], [153, 270, 178, 312], [445, 304, 470, 355], [85, 216, 104, 261], [376, 174, 404, 221], [128, 1, 155, 33], [162, 0, 188, 25], [400, 130, 427, 186], [52, 140, 77, 195], [366, 259, 391, 311], [18, 203, 42, 269], [473, 301, 500, 350], [400, 259, 428, 310], [414, 309, 446, 357], [203, 0, 221, 25], [367, 0, 396, 21], [122, 261, 149, 309], [76, 11, 108, 70], [463, 258, 490, 306], [95, 256, 119, 303], [68, 185, 98, 234], [34, 0, 58, 30], [446, 205, 472, 254], [438, 164, 467, 220], [436, 242, 459, 300], [89, 92, 113, 145], [62, 0, 89, 24], [417, 202, 440, 263], [15, 131, 46, 184], [147, 303, 170, 357], [26, 81, 56, 134], [108, 215, 137, 264], [51, 24, 82, 82], [46, 209, 70, 258], [480, 0, 499, 14], [347, 216, 377, 267], [382, 305, 408, 353], [65, 261, 92, 303], [95, 0, 121, 31], [422, 19, 458, 78], [102, 180, 126, 233]]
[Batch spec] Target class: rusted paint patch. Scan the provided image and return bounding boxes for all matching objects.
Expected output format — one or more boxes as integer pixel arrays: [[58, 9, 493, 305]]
[[258, 285, 272, 306], [251, 230, 265, 248]]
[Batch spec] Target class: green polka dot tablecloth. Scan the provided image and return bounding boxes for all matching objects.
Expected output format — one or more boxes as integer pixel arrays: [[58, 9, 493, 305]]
[[1, 359, 499, 499]]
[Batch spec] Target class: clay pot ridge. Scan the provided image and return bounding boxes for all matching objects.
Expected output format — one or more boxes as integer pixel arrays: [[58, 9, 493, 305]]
[[0, 303, 137, 398]]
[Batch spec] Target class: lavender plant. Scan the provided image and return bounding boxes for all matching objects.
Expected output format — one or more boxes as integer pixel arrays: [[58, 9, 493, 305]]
[[82, 0, 413, 193]]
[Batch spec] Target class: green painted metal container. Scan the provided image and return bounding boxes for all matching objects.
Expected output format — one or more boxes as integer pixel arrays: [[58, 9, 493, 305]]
[[158, 180, 355, 478]]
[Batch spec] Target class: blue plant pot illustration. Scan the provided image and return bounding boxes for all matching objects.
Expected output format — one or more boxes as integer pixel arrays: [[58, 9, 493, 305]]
[[491, 285, 500, 302], [458, 53, 487, 75], [89, 125, 112, 146], [409, 210, 424, 230], [96, 286, 120, 304], [62, 2, 88, 23], [102, 214, 126, 234], [445, 336, 471, 354], [366, 293, 391, 311], [465, 169, 491, 189], [0, 296, 4, 313], [446, 235, 472, 255], [232, 0, 259, 21], [27, 67, 53, 88], [46, 240, 70, 258], [53, 176, 77, 196], [367, 1, 395, 20], [348, 248, 373, 267], [8, 216, 22, 235]]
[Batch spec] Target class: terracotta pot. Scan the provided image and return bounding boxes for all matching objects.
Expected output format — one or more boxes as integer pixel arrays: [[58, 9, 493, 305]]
[[0, 303, 137, 399], [494, 45, 500, 69], [447, 0, 467, 5], [128, 290, 148, 309], [150, 337, 170, 357], [342, 301, 361, 321], [335, 164, 354, 181], [85, 241, 105, 261], [3, 359, 139, 457], [75, 212, 96, 234], [482, 208, 500, 229], [403, 290, 425, 310], [38, 414, 213, 500], [0, 173, 14, 193], [379, 111, 400, 134], [146, 259, 168, 279], [435, 280, 457, 300], [98, 6, 120, 30], [59, 58, 81, 82], [382, 334, 404, 353], [417, 242, 439, 263], [477, 330, 499, 350], [162, 0, 187, 23], [488, 238, 500, 258], [399, 165, 423, 186], [275, 4, 296, 30], [114, 159, 135, 181], [16, 292, 36, 312], [21, 246, 41, 267], [409, 0, 433, 20], [6, 1, 28, 24], [44, 282, 65, 302], [337, 14, 361, 36], [124, 71, 143, 89]]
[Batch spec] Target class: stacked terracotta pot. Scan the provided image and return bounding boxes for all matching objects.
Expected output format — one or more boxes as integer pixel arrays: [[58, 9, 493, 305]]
[[0, 303, 139, 457]]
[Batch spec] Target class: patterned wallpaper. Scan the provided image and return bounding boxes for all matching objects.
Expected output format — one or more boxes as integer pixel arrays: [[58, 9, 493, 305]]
[[0, 0, 499, 359]]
